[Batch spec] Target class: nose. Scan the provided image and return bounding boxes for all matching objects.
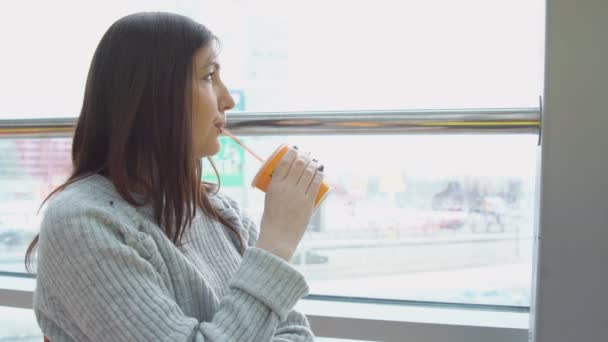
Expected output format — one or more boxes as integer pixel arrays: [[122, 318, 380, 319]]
[[218, 83, 236, 113]]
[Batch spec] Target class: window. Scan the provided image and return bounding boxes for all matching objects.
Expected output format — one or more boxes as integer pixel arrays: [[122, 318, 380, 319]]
[[210, 133, 538, 306], [0, 305, 42, 341], [0, 0, 544, 118], [0, 0, 544, 340], [0, 133, 537, 308], [0, 139, 71, 275]]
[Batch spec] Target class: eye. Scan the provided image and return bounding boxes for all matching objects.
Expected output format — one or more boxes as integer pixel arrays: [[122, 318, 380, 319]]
[[203, 72, 215, 82]]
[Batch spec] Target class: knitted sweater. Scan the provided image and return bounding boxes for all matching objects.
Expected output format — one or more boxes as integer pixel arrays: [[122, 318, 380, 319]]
[[33, 174, 314, 341]]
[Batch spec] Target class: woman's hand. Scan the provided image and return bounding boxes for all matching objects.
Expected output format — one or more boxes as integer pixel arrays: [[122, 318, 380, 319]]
[[255, 147, 324, 261]]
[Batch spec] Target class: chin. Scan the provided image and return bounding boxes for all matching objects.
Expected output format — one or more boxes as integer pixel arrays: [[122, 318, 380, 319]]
[[200, 144, 221, 158], [211, 140, 222, 155], [195, 138, 222, 158]]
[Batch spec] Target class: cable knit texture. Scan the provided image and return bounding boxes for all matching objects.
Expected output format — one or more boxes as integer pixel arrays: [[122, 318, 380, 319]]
[[33, 174, 314, 341]]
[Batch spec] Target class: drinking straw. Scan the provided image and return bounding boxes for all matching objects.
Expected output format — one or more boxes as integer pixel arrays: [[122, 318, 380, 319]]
[[222, 129, 264, 163]]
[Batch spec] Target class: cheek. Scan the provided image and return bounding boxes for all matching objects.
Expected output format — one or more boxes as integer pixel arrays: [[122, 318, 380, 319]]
[[192, 94, 210, 128], [195, 83, 216, 107], [191, 85, 220, 152], [192, 116, 219, 155]]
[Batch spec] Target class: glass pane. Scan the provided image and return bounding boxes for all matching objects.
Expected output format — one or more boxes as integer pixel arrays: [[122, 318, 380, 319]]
[[0, 133, 537, 307], [0, 306, 43, 341], [0, 137, 72, 274], [0, 0, 544, 118], [210, 134, 537, 307]]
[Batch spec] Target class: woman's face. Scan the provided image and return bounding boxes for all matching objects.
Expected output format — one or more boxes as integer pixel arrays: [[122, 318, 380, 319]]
[[191, 47, 235, 158]]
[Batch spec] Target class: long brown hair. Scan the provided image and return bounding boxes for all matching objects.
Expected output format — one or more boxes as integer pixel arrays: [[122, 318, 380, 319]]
[[25, 12, 243, 274]]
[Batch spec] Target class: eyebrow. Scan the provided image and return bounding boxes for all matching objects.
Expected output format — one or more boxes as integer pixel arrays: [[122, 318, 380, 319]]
[[200, 61, 220, 71]]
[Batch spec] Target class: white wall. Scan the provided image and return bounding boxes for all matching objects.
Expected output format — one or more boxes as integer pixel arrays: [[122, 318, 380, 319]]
[[531, 1, 608, 341]]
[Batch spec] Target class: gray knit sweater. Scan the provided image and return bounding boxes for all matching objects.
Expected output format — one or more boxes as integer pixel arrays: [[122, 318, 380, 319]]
[[33, 174, 314, 341]]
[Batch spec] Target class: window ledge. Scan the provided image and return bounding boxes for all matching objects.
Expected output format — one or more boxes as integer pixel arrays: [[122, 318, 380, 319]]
[[297, 298, 529, 342], [1, 276, 529, 342], [297, 297, 528, 329]]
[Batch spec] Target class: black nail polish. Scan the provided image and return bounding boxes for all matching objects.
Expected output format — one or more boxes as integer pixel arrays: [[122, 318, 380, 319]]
[[312, 158, 318, 163], [293, 146, 299, 150], [318, 165, 324, 172]]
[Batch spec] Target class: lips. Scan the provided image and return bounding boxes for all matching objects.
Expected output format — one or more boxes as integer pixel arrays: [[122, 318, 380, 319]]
[[214, 122, 225, 134]]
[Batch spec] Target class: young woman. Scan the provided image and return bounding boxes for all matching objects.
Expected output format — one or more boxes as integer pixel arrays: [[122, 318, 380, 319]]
[[25, 12, 323, 341]]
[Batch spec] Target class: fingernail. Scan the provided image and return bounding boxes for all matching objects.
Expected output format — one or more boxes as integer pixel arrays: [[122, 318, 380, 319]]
[[293, 145, 299, 150], [312, 158, 318, 163], [318, 165, 324, 172]]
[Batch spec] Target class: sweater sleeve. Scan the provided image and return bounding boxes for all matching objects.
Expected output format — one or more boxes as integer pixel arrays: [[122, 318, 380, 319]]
[[218, 194, 316, 341], [36, 203, 309, 342]]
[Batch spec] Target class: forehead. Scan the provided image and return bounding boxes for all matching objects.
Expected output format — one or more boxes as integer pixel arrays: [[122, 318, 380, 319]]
[[193, 47, 216, 68]]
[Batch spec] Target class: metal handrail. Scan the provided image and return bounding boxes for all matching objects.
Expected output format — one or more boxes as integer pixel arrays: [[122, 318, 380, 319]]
[[0, 108, 540, 136]]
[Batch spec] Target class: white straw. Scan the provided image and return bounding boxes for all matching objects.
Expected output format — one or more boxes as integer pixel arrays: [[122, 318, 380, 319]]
[[223, 129, 264, 162]]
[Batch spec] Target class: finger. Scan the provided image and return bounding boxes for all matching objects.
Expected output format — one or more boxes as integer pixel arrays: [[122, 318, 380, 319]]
[[296, 160, 318, 189], [306, 168, 324, 197], [285, 153, 311, 184], [272, 147, 298, 181]]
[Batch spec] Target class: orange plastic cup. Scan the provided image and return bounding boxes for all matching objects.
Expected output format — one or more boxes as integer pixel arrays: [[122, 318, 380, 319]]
[[251, 144, 330, 208]]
